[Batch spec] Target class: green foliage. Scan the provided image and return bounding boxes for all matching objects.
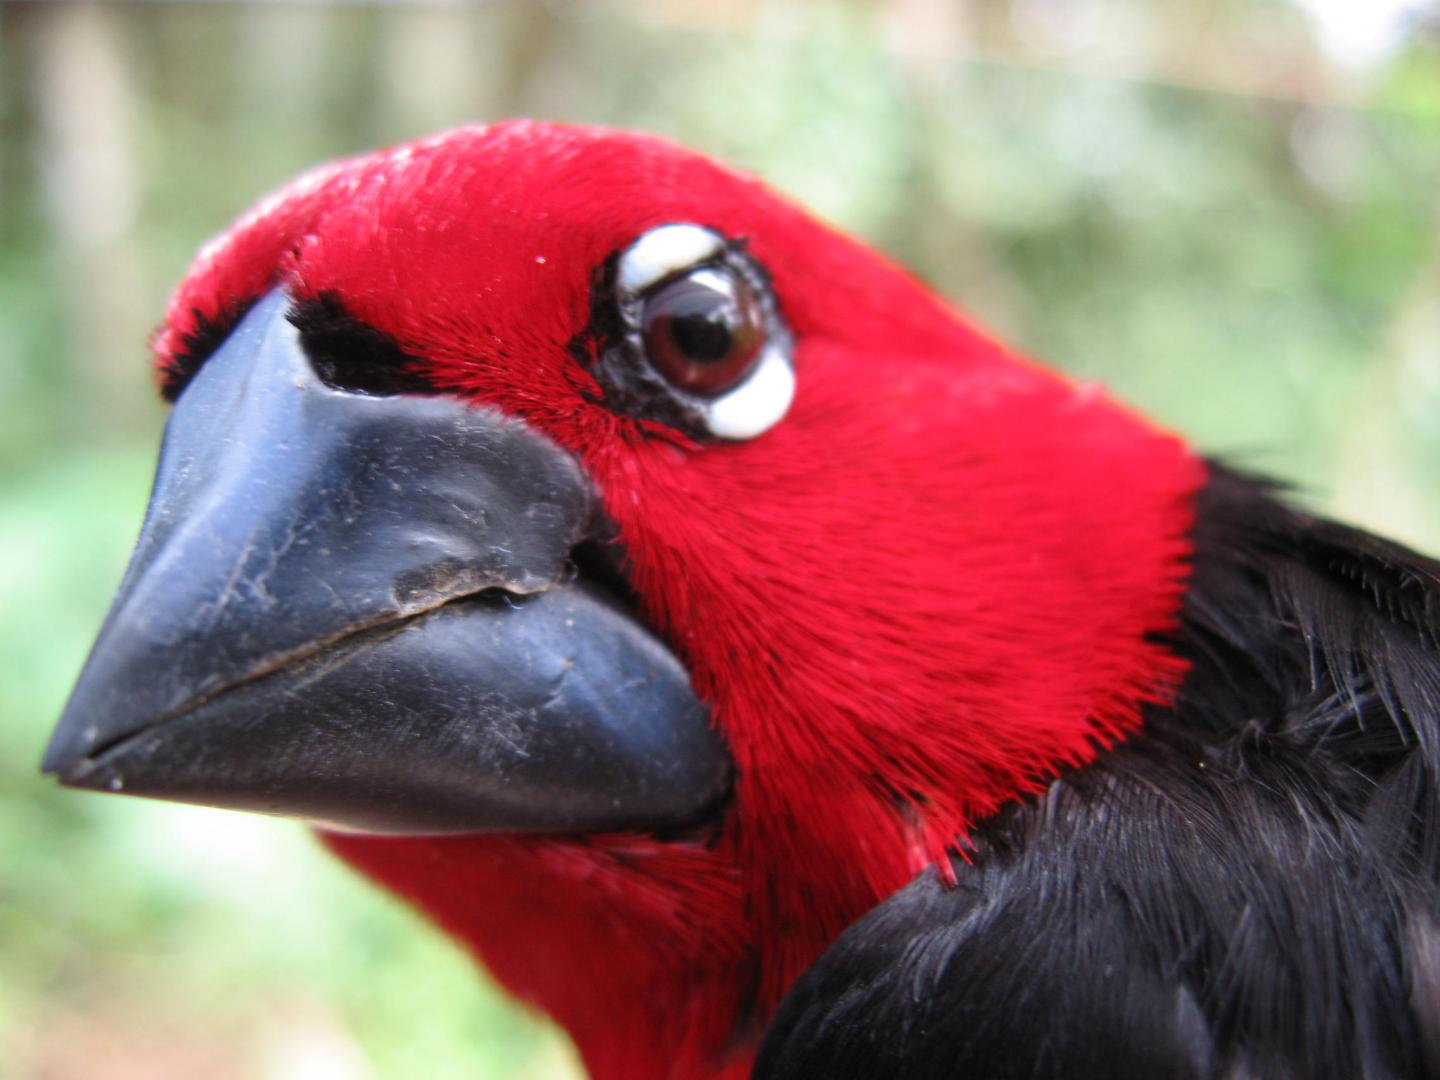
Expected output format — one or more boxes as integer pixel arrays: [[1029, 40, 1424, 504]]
[[2, 3, 1437, 1077]]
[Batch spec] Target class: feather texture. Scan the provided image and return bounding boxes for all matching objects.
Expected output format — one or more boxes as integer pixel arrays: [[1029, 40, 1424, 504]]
[[157, 122, 1206, 1078], [754, 465, 1440, 1079]]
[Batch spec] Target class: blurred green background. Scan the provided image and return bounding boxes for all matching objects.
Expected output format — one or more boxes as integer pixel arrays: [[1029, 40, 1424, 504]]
[[2, 1, 1438, 1077]]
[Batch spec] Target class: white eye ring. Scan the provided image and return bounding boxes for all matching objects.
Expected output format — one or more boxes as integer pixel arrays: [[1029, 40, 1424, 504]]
[[702, 344, 795, 440], [613, 222, 795, 441], [617, 224, 725, 293]]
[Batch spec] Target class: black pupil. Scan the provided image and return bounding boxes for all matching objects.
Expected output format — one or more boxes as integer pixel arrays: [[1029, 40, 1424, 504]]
[[670, 300, 735, 362], [641, 267, 763, 397]]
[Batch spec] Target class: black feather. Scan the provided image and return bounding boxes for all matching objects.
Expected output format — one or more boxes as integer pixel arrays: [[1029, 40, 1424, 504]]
[[286, 294, 436, 397], [754, 464, 1440, 1080], [162, 293, 435, 403], [161, 298, 256, 402]]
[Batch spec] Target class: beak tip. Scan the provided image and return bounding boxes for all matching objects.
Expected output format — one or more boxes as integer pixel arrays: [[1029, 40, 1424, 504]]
[[40, 700, 106, 780], [40, 737, 78, 778], [45, 748, 123, 792]]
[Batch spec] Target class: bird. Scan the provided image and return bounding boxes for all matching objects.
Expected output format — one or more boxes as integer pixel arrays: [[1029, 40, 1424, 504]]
[[42, 121, 1440, 1080]]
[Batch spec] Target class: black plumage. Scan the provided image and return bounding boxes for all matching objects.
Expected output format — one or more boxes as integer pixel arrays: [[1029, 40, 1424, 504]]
[[755, 466, 1440, 1079]]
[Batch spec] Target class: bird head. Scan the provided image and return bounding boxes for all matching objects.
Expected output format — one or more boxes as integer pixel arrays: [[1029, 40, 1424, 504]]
[[44, 122, 1201, 1078]]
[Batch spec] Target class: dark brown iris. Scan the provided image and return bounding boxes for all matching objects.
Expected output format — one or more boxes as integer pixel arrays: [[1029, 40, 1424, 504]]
[[640, 267, 764, 397]]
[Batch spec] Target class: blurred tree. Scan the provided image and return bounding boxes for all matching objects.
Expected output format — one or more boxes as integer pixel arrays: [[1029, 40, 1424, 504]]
[[33, 2, 155, 445]]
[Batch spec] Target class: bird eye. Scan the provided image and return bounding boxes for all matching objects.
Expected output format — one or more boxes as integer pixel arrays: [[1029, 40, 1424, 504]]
[[598, 222, 795, 441], [641, 267, 764, 398]]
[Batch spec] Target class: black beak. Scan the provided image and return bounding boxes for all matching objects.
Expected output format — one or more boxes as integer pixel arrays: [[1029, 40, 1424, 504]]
[[41, 289, 731, 836]]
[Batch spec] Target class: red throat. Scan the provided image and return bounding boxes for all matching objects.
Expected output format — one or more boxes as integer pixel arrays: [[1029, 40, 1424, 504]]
[[326, 377, 1201, 1079], [157, 122, 1204, 1079]]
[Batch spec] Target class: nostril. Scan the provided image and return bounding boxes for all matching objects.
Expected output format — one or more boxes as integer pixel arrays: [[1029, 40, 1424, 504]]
[[288, 293, 437, 397]]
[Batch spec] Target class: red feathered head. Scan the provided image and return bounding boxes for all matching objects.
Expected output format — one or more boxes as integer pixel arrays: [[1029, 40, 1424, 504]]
[[48, 122, 1201, 1079]]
